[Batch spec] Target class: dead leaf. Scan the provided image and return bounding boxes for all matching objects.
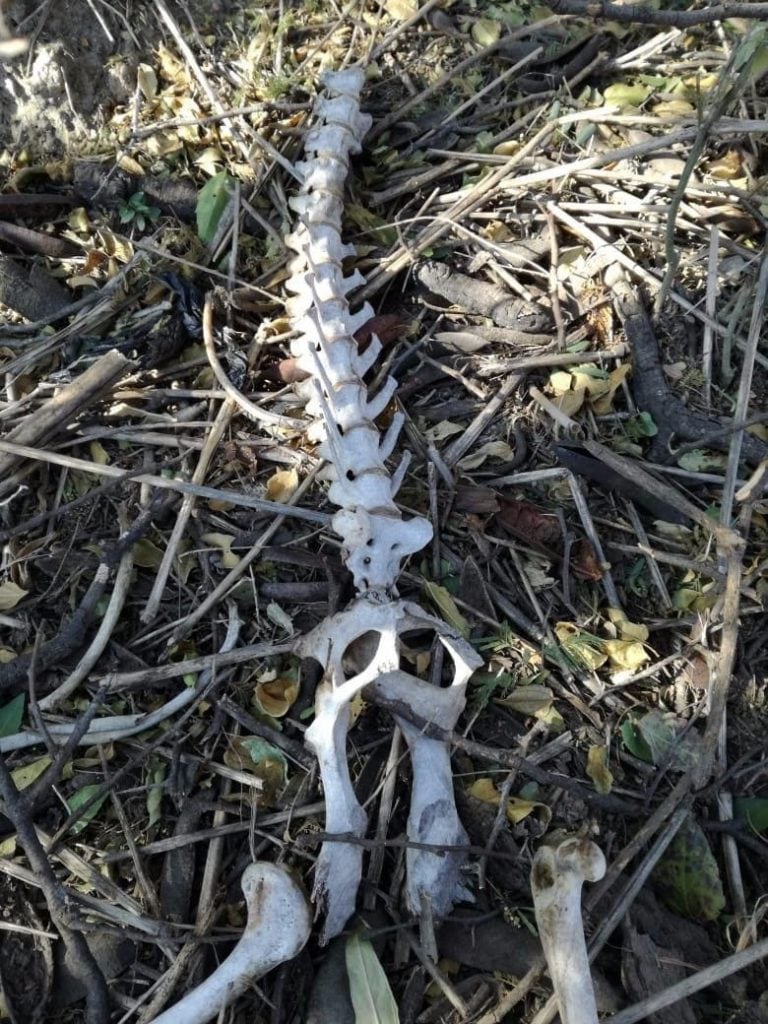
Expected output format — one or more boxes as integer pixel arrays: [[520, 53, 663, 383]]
[[458, 440, 515, 470], [423, 582, 470, 638], [467, 777, 551, 824], [266, 468, 299, 503], [496, 496, 561, 548], [384, 0, 418, 21], [454, 485, 499, 516], [354, 314, 406, 349], [137, 63, 158, 101], [496, 683, 554, 716], [0, 581, 28, 611], [253, 676, 299, 717], [202, 533, 240, 570], [571, 538, 603, 581], [586, 745, 614, 793]]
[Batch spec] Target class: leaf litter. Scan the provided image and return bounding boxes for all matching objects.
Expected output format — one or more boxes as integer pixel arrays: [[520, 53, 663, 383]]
[[0, 1, 767, 1021]]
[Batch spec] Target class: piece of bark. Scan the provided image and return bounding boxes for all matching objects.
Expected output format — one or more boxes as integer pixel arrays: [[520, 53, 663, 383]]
[[417, 260, 552, 332], [0, 222, 80, 258], [621, 917, 697, 1024], [617, 290, 768, 466], [0, 255, 71, 321], [0, 349, 131, 483], [555, 439, 687, 524], [0, 194, 79, 217], [438, 912, 622, 1013]]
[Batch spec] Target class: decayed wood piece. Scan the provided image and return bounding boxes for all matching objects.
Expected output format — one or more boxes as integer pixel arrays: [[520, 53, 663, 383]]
[[286, 67, 481, 941], [0, 349, 131, 486]]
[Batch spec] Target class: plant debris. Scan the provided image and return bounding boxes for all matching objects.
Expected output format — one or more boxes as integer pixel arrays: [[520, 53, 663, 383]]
[[1, 0, 768, 1021]]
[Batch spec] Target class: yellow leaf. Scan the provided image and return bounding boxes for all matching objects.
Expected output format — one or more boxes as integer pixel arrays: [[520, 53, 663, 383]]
[[145, 131, 184, 158], [349, 691, 366, 725], [96, 228, 134, 263], [550, 371, 574, 395], [137, 63, 158, 101], [0, 649, 16, 664], [67, 275, 99, 290], [89, 441, 109, 465], [202, 532, 240, 569], [591, 363, 631, 415], [683, 72, 719, 94], [0, 581, 27, 611], [11, 756, 51, 791], [708, 150, 743, 181], [606, 607, 649, 642], [652, 99, 695, 117], [605, 637, 649, 672], [586, 744, 613, 793], [467, 777, 551, 824], [253, 677, 299, 718], [117, 154, 145, 176], [68, 207, 91, 233], [554, 621, 607, 670], [384, 0, 418, 20], [493, 141, 521, 157], [195, 146, 225, 176], [266, 468, 299, 503], [472, 18, 501, 46], [603, 82, 652, 108], [0, 836, 16, 857], [535, 702, 566, 733]]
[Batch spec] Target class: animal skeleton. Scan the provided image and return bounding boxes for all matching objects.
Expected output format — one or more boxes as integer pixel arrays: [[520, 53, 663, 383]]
[[151, 66, 602, 1022], [285, 65, 481, 941]]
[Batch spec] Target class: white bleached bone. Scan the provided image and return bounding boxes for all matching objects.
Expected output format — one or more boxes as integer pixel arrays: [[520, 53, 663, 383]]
[[148, 863, 310, 1024], [287, 68, 480, 943], [299, 599, 479, 939], [286, 66, 432, 599], [531, 838, 606, 1024]]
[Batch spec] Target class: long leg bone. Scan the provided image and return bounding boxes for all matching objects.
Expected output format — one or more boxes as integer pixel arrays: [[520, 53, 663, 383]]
[[368, 618, 482, 916], [531, 838, 606, 1024], [148, 863, 310, 1024]]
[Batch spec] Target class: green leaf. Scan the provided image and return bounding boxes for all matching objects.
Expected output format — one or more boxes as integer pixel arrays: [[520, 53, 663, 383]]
[[626, 411, 658, 439], [196, 171, 236, 244], [345, 933, 399, 1024], [643, 711, 701, 769], [677, 450, 728, 472], [345, 204, 397, 246], [620, 718, 653, 762], [423, 582, 470, 638], [66, 783, 109, 835], [240, 737, 287, 805], [653, 816, 725, 921], [734, 797, 768, 833], [11, 756, 51, 791], [0, 694, 24, 738], [603, 82, 653, 108]]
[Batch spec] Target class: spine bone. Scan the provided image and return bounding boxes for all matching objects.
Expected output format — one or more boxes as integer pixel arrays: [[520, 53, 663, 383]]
[[286, 67, 432, 599]]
